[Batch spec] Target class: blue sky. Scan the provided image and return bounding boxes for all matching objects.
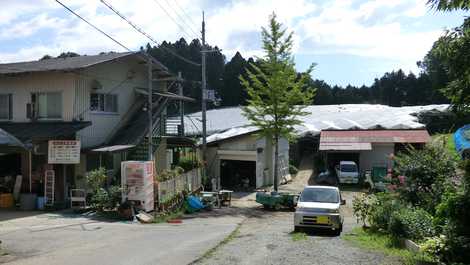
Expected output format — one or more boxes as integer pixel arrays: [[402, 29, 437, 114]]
[[0, 0, 467, 86]]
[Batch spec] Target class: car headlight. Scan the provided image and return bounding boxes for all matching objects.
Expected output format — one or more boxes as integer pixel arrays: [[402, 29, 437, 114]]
[[328, 208, 340, 213]]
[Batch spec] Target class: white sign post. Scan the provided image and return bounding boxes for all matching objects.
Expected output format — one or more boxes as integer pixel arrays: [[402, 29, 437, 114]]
[[48, 140, 81, 164]]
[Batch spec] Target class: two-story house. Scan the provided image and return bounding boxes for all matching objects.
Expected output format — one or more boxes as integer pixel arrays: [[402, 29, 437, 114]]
[[0, 52, 191, 207]]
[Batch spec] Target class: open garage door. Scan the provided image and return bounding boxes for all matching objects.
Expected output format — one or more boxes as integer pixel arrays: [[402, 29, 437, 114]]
[[220, 160, 256, 191], [326, 152, 360, 173]]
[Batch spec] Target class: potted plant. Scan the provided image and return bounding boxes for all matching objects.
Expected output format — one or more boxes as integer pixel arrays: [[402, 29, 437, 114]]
[[118, 200, 133, 220]]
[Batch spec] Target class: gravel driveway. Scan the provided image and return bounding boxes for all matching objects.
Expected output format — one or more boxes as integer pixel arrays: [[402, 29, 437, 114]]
[[195, 162, 402, 265]]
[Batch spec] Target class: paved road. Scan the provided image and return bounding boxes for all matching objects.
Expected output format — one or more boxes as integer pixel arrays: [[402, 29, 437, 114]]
[[0, 211, 243, 265]]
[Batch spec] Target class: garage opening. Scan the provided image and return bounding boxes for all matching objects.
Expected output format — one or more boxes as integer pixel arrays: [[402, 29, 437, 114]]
[[325, 152, 360, 173], [220, 160, 256, 191], [0, 153, 22, 193]]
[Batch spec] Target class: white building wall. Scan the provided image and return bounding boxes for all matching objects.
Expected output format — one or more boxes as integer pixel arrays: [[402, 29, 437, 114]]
[[359, 143, 394, 171], [74, 57, 148, 148], [0, 72, 76, 122], [205, 133, 289, 188]]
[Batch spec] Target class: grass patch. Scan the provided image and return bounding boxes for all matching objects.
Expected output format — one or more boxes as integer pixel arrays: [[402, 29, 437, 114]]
[[432, 133, 459, 159], [290, 232, 308, 241], [190, 223, 241, 263], [344, 227, 434, 265]]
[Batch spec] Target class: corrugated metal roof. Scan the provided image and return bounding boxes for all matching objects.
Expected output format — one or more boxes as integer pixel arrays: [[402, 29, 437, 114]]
[[0, 52, 134, 74], [319, 142, 372, 151], [91, 145, 135, 152], [0, 52, 170, 75], [320, 130, 430, 144]]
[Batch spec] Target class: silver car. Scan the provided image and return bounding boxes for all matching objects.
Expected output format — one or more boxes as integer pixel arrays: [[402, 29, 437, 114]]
[[294, 185, 345, 235]]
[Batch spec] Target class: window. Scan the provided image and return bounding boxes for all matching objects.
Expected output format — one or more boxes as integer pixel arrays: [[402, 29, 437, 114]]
[[300, 188, 339, 203], [0, 94, 12, 120], [32, 92, 62, 119], [90, 93, 118, 113]]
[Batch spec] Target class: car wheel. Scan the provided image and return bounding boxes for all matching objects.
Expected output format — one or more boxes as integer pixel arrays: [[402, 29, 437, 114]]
[[274, 204, 281, 211]]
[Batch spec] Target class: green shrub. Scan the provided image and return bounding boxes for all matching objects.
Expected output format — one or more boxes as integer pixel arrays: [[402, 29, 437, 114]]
[[289, 165, 298, 175], [368, 192, 403, 231], [157, 167, 184, 181], [86, 169, 122, 211], [388, 207, 435, 242], [352, 193, 374, 227], [433, 160, 470, 264], [394, 145, 457, 214], [107, 185, 123, 208], [177, 156, 200, 172], [86, 168, 107, 191], [420, 236, 447, 263]]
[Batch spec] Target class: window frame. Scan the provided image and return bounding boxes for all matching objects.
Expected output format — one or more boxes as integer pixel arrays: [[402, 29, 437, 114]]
[[0, 94, 12, 121], [90, 93, 119, 114], [31, 92, 63, 120]]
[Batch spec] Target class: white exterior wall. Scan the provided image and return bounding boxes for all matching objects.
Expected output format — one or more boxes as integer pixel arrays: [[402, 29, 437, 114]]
[[359, 143, 394, 171], [206, 133, 289, 188], [0, 72, 75, 122], [74, 57, 148, 148], [0, 56, 157, 149]]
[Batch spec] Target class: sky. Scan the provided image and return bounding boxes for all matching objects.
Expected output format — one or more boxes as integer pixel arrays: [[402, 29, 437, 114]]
[[0, 0, 467, 86]]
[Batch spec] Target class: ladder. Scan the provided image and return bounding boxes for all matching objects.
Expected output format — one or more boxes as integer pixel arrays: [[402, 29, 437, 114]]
[[44, 170, 55, 206], [278, 155, 289, 181]]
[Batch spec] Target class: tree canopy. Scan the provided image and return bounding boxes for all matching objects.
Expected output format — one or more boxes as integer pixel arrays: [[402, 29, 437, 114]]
[[421, 18, 470, 113], [241, 13, 315, 190]]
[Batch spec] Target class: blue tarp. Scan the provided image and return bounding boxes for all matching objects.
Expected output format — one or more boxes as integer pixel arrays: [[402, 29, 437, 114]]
[[187, 195, 205, 210], [454, 124, 470, 158]]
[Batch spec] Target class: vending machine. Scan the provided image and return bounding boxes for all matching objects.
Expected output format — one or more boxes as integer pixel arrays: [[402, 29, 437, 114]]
[[121, 161, 154, 212]]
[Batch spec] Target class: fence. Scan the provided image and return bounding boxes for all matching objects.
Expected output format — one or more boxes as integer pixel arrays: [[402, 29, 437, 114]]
[[156, 168, 202, 204]]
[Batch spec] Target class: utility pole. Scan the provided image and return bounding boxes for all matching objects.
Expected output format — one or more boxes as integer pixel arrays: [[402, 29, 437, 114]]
[[147, 55, 153, 161], [201, 11, 207, 177], [178, 71, 184, 136]]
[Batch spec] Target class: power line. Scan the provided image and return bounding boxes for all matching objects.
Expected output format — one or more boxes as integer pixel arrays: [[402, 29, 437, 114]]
[[172, 0, 198, 28], [162, 0, 200, 38], [151, 0, 198, 41], [100, 0, 201, 67]]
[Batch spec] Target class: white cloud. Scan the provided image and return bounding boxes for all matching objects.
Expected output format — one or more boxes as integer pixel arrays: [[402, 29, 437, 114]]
[[0, 0, 445, 76]]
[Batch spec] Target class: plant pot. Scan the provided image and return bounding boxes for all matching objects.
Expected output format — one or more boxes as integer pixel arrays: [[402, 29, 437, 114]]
[[118, 207, 133, 220]]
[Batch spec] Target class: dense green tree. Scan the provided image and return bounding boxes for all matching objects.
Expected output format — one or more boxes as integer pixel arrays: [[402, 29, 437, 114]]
[[145, 38, 225, 113], [422, 18, 470, 113], [427, 0, 470, 11], [241, 13, 316, 191], [221, 52, 249, 106]]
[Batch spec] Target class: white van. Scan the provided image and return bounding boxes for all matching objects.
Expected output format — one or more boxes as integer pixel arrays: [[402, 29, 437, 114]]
[[335, 161, 359, 184]]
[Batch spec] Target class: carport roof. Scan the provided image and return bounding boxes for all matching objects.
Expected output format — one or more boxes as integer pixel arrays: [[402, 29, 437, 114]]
[[319, 129, 430, 151], [319, 142, 372, 151]]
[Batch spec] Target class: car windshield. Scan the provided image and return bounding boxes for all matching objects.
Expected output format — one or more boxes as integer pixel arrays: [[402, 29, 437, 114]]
[[341, 164, 357, 172], [300, 188, 339, 203]]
